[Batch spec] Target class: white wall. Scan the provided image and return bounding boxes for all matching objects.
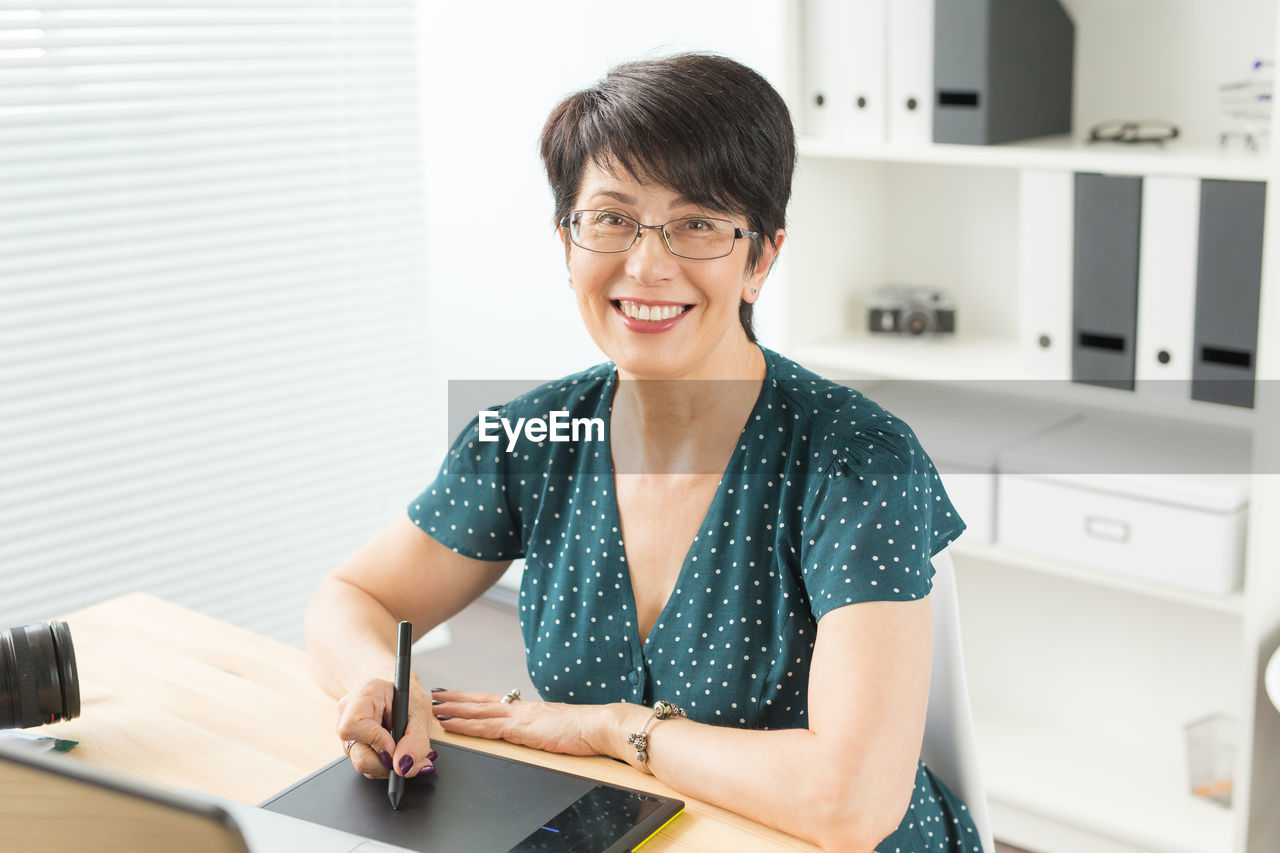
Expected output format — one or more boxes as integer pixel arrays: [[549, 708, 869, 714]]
[[413, 2, 793, 449]]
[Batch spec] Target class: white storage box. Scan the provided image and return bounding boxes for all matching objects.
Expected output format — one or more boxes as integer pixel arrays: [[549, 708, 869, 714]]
[[996, 416, 1252, 595], [865, 382, 1076, 543]]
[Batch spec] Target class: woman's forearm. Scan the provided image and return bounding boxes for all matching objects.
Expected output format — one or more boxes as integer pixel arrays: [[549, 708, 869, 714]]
[[591, 703, 896, 853], [304, 575, 402, 698], [305, 516, 513, 699]]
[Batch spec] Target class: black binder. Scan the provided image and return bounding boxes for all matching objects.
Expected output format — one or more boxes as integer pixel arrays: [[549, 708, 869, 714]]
[[1192, 180, 1267, 408], [933, 0, 1075, 145], [1072, 173, 1143, 391]]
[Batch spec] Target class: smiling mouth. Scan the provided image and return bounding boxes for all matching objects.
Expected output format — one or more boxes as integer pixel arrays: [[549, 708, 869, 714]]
[[611, 299, 693, 321]]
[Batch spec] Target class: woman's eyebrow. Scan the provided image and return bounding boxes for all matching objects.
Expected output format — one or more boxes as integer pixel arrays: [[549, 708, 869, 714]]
[[589, 190, 635, 204], [587, 189, 699, 210]]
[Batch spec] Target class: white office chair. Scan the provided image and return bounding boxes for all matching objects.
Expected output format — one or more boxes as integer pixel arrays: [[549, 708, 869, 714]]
[[922, 548, 997, 853]]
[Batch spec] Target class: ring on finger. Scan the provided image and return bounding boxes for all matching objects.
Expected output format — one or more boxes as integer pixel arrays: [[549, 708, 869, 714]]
[[501, 688, 521, 704], [343, 739, 356, 756]]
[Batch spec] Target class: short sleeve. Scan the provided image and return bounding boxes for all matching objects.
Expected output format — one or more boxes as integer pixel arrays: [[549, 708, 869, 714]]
[[406, 411, 524, 561], [799, 437, 965, 619]]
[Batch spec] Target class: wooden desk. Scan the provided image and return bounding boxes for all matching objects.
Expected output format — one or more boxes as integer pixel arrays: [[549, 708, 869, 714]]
[[42, 593, 813, 851]]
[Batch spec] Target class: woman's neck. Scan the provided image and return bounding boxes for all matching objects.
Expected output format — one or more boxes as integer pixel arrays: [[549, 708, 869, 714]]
[[610, 339, 766, 476]]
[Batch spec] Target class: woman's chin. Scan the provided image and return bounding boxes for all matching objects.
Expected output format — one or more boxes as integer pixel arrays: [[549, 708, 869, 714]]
[[597, 323, 753, 382], [610, 348, 689, 380], [588, 324, 689, 375]]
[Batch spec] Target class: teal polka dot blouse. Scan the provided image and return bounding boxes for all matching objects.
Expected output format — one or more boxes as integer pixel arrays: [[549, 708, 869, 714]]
[[409, 346, 982, 852]]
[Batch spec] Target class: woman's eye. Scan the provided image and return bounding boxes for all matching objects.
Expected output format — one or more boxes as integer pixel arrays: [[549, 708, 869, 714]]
[[593, 213, 630, 227], [676, 218, 716, 232]]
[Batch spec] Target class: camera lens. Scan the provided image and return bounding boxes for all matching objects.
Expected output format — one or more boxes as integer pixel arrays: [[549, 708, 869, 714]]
[[0, 621, 81, 730], [903, 308, 933, 335]]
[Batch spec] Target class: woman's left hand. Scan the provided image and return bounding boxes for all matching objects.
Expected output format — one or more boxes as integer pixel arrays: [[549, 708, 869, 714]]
[[429, 688, 611, 757]]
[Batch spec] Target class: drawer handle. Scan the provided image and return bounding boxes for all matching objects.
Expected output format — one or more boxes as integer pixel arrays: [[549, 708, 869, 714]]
[[1085, 514, 1130, 543]]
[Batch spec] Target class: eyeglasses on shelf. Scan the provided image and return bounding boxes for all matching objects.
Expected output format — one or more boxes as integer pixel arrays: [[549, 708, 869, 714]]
[[1087, 119, 1181, 146]]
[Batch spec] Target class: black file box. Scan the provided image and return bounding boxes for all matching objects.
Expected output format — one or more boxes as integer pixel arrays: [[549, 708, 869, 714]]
[[1072, 173, 1143, 390], [933, 0, 1075, 145], [1192, 180, 1266, 409]]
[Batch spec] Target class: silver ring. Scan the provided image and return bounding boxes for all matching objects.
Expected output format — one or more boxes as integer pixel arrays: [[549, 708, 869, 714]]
[[343, 739, 355, 755], [501, 688, 521, 704]]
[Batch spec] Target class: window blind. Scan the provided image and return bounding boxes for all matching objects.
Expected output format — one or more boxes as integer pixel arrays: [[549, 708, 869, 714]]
[[0, 1, 431, 647]]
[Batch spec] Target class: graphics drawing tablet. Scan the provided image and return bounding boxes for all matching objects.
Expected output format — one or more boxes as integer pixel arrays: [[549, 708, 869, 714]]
[[259, 740, 684, 852]]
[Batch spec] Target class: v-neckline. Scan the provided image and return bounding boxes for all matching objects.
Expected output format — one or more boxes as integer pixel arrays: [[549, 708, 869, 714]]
[[602, 348, 772, 651]]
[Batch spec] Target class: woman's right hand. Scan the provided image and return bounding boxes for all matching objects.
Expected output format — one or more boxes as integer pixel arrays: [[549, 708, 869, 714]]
[[336, 674, 437, 780]]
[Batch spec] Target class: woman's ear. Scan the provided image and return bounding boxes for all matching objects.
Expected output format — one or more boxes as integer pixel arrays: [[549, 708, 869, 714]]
[[765, 228, 786, 269], [743, 229, 786, 301], [556, 222, 573, 267]]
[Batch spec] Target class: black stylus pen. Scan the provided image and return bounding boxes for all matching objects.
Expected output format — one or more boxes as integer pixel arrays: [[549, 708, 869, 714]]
[[388, 620, 412, 810]]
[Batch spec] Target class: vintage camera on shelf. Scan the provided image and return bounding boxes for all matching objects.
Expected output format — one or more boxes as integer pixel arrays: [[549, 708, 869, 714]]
[[867, 285, 956, 336]]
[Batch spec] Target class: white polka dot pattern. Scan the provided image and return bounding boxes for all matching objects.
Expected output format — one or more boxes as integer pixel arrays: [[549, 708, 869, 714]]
[[407, 347, 976, 850]]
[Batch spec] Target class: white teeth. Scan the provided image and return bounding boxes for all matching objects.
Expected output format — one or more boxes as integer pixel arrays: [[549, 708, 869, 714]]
[[618, 300, 687, 322]]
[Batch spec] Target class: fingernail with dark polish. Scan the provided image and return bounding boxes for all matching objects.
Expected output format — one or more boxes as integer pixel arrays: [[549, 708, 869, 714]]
[[421, 763, 436, 775], [430, 687, 446, 693], [379, 750, 393, 770], [398, 755, 414, 777], [427, 750, 439, 762], [436, 714, 453, 721], [432, 699, 444, 705]]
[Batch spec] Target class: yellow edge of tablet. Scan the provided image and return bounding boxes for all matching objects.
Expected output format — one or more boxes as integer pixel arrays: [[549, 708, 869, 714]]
[[631, 806, 685, 851]]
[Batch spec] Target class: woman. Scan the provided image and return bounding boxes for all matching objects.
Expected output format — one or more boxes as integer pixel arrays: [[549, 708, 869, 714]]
[[305, 53, 980, 853]]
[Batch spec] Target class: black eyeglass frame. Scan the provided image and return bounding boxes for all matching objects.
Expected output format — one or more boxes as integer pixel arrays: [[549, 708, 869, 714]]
[[559, 210, 759, 260]]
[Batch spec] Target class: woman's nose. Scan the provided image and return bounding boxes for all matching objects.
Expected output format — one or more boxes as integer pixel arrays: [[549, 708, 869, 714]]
[[625, 226, 678, 283]]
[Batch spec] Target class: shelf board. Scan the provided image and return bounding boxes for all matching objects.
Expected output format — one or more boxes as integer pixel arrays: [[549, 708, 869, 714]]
[[798, 134, 1273, 181], [972, 706, 1235, 853], [952, 540, 1246, 616], [796, 335, 1024, 381], [793, 337, 1258, 431]]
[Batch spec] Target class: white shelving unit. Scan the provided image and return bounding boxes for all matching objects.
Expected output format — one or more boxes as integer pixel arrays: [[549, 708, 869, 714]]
[[793, 335, 1261, 431], [952, 540, 1248, 618], [771, 2, 1280, 852], [974, 704, 1236, 853], [799, 134, 1274, 182]]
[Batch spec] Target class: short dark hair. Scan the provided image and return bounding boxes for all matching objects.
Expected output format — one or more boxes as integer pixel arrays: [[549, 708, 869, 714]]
[[539, 52, 796, 343]]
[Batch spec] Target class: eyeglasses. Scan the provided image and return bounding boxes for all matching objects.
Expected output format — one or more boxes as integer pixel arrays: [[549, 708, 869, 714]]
[[1088, 119, 1180, 146], [560, 210, 758, 260]]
